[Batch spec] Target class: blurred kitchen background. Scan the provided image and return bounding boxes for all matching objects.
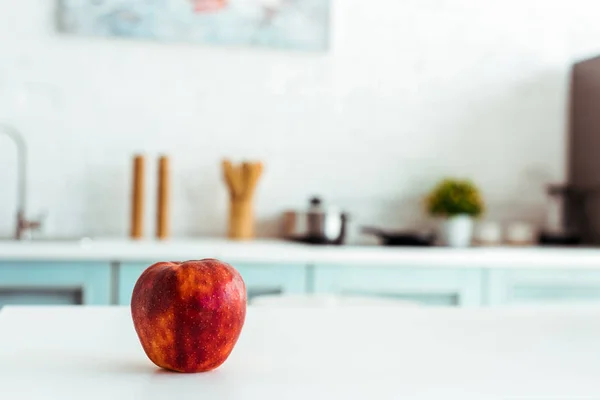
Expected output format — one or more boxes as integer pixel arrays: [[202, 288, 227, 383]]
[[4, 0, 600, 308], [2, 0, 595, 243]]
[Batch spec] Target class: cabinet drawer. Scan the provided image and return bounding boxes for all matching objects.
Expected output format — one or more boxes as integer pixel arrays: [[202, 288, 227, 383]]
[[0, 262, 111, 306], [487, 269, 600, 306], [118, 262, 307, 305], [314, 265, 483, 307]]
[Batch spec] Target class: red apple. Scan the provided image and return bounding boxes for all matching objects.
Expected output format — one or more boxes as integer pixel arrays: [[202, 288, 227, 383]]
[[131, 259, 246, 373]]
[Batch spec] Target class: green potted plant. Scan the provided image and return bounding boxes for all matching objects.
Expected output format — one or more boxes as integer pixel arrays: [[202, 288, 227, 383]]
[[426, 178, 484, 247]]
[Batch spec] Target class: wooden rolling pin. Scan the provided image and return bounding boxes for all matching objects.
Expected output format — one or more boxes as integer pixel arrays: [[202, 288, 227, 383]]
[[222, 159, 264, 240], [156, 155, 170, 240], [130, 155, 145, 240]]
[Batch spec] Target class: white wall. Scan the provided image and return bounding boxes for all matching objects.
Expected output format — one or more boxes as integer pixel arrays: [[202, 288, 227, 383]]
[[0, 0, 598, 241]]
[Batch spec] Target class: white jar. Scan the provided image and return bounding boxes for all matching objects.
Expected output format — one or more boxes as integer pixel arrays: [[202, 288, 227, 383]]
[[505, 222, 537, 246], [474, 221, 503, 246]]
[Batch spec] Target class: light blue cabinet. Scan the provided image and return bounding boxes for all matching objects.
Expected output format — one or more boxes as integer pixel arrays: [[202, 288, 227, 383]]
[[0, 262, 112, 306], [118, 263, 147, 306], [118, 261, 307, 306], [487, 269, 600, 306], [4, 259, 600, 309], [314, 265, 483, 306]]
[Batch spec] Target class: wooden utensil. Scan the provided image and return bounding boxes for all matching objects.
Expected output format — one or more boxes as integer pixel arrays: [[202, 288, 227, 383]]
[[222, 159, 264, 240], [156, 155, 170, 240], [130, 155, 145, 240]]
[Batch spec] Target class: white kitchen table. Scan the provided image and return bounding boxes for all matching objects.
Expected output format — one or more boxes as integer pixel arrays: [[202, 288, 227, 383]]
[[1, 305, 600, 400]]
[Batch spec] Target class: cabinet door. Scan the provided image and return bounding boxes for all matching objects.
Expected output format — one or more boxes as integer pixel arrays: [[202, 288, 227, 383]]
[[487, 269, 600, 306], [0, 262, 111, 306], [314, 265, 483, 307], [118, 262, 307, 306]]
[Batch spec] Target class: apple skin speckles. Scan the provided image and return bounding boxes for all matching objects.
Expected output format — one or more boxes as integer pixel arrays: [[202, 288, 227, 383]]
[[131, 259, 246, 373]]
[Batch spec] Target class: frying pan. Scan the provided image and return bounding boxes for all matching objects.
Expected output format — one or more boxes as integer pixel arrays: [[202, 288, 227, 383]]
[[362, 226, 435, 247]]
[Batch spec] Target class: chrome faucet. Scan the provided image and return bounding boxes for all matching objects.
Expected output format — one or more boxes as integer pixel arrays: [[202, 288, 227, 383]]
[[0, 124, 41, 240]]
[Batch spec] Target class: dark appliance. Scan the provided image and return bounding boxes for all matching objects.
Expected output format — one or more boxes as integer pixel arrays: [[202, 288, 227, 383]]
[[567, 56, 600, 245]]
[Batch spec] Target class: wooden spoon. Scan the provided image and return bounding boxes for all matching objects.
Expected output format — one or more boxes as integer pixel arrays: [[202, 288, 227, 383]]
[[222, 159, 242, 198]]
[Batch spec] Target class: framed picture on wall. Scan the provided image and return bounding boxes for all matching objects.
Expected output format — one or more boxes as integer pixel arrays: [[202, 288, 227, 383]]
[[58, 0, 331, 51]]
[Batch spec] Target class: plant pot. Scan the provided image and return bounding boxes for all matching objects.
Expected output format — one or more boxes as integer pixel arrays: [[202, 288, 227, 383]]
[[441, 215, 474, 247]]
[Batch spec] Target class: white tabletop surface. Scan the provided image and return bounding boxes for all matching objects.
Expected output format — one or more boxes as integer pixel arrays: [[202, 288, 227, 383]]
[[1, 306, 600, 399], [1, 237, 600, 268]]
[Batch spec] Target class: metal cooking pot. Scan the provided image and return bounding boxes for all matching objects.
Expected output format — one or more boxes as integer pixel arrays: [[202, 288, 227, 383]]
[[282, 197, 348, 245]]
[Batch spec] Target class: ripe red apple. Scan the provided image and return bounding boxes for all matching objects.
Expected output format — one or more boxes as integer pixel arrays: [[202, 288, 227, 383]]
[[131, 259, 246, 373]]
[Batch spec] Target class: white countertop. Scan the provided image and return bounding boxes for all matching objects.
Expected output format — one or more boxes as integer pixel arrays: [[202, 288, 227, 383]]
[[1, 237, 600, 268], [1, 305, 600, 399]]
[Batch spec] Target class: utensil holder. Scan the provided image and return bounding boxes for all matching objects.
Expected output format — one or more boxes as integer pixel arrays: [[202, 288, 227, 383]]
[[222, 159, 263, 240], [228, 198, 254, 240]]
